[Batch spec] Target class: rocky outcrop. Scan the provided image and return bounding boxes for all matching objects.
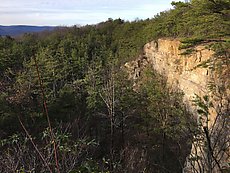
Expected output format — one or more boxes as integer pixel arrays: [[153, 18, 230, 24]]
[[125, 39, 229, 121], [145, 39, 216, 117], [125, 38, 229, 172]]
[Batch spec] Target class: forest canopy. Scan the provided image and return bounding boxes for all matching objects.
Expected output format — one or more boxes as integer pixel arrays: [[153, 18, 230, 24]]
[[0, 0, 229, 172]]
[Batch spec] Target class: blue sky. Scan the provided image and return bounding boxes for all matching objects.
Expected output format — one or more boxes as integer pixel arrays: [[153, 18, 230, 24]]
[[0, 0, 178, 26]]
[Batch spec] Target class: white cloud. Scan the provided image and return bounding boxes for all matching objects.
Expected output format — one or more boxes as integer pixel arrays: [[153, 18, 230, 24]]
[[0, 0, 174, 26]]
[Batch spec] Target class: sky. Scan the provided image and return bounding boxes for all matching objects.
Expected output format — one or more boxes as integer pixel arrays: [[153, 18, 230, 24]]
[[0, 0, 178, 26]]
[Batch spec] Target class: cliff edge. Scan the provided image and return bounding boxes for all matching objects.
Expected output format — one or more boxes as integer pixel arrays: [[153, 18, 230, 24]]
[[125, 38, 230, 172]]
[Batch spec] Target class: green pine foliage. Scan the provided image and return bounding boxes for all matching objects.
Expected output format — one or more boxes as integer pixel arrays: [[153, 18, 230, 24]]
[[0, 0, 229, 172]]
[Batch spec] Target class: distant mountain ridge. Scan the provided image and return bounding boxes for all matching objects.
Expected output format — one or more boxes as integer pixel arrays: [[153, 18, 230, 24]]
[[0, 25, 56, 36]]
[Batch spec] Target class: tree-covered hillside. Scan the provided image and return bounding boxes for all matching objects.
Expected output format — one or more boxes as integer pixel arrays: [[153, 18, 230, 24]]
[[0, 0, 229, 172]]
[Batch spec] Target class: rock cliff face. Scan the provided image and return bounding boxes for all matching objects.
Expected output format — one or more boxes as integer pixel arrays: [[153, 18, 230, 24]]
[[146, 39, 218, 119], [125, 38, 229, 172], [125, 38, 229, 122]]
